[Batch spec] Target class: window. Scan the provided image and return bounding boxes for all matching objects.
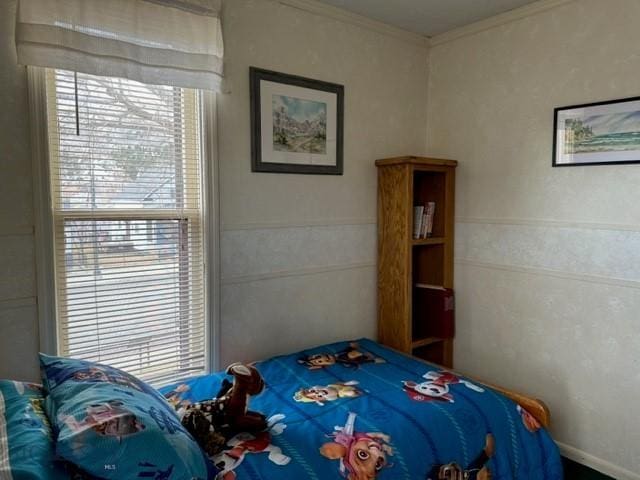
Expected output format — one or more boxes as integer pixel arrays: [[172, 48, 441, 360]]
[[44, 69, 207, 385]]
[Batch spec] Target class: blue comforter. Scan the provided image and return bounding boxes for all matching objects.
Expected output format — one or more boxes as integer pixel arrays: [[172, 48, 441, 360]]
[[160, 339, 562, 480]]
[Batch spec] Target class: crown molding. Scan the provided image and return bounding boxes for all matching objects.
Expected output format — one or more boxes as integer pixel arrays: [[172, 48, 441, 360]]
[[430, 0, 576, 47], [271, 0, 430, 48]]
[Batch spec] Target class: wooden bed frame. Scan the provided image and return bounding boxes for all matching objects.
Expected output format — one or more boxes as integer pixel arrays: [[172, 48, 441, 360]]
[[391, 346, 551, 428], [470, 375, 550, 429]]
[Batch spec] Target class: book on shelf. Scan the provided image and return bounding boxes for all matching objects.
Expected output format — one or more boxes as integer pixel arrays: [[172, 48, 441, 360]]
[[413, 285, 454, 339], [420, 211, 428, 238], [413, 206, 424, 239], [414, 202, 436, 239], [425, 202, 435, 237]]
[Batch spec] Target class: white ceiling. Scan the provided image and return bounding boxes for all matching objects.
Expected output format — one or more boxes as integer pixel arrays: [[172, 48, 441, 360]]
[[314, 0, 541, 37]]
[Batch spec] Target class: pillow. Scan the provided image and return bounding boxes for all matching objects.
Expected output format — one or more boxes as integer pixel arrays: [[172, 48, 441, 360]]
[[40, 354, 217, 480], [0, 380, 68, 479]]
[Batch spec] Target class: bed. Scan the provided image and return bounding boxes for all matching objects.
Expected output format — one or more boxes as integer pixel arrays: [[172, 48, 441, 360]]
[[159, 338, 563, 479]]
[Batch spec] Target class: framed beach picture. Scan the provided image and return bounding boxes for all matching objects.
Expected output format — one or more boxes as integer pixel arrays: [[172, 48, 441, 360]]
[[553, 96, 640, 167], [250, 67, 344, 175]]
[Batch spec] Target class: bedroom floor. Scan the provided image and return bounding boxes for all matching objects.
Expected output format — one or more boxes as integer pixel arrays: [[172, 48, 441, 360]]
[[562, 457, 614, 480]]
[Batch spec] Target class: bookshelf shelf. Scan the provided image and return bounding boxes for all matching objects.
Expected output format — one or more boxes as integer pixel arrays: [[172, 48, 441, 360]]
[[412, 237, 446, 246], [376, 156, 457, 368], [411, 337, 445, 349]]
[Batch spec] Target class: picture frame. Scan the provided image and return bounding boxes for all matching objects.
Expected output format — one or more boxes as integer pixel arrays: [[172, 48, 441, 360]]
[[553, 95, 640, 167], [250, 67, 344, 175]]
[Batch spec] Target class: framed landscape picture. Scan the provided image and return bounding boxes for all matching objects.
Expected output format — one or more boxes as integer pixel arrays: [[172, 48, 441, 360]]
[[250, 67, 344, 174], [553, 95, 640, 167]]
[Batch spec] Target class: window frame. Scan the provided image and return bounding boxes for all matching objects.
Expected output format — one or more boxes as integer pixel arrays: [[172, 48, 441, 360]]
[[27, 66, 221, 374]]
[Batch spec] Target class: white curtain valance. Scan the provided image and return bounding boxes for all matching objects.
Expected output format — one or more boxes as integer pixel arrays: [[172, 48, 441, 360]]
[[16, 0, 223, 91]]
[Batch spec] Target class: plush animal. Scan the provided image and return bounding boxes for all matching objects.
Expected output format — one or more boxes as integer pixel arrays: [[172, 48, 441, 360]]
[[426, 433, 495, 480], [180, 363, 268, 456]]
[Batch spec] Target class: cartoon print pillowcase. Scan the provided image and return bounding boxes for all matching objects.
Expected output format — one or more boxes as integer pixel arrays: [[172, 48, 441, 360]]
[[39, 354, 217, 480], [0, 380, 68, 479]]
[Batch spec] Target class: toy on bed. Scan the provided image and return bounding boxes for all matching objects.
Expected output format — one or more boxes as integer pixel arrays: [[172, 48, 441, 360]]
[[180, 362, 268, 456]]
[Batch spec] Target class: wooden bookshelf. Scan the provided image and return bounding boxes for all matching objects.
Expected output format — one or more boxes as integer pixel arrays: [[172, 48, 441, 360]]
[[376, 156, 457, 367]]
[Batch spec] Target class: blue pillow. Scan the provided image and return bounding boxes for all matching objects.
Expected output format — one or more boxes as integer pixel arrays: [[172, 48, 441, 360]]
[[0, 380, 68, 479], [40, 354, 217, 480]]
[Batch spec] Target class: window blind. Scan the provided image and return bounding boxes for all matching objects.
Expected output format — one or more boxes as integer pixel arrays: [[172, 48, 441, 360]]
[[16, 0, 223, 91], [46, 69, 206, 385]]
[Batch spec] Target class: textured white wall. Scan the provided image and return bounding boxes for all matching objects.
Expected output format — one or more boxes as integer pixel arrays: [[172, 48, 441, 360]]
[[0, 0, 40, 382], [217, 0, 429, 365], [0, 0, 429, 378], [427, 0, 640, 476]]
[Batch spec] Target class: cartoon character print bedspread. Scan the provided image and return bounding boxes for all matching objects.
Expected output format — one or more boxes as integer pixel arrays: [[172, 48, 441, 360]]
[[160, 339, 563, 480]]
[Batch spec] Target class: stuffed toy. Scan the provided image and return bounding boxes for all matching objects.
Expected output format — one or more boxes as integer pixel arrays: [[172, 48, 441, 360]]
[[180, 363, 268, 456]]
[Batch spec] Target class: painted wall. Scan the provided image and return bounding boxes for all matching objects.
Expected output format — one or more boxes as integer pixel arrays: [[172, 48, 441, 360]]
[[0, 0, 40, 381], [217, 0, 428, 365], [0, 0, 429, 378], [426, 0, 640, 476]]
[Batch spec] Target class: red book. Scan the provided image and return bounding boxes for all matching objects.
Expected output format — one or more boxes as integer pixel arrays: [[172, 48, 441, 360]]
[[413, 285, 455, 339]]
